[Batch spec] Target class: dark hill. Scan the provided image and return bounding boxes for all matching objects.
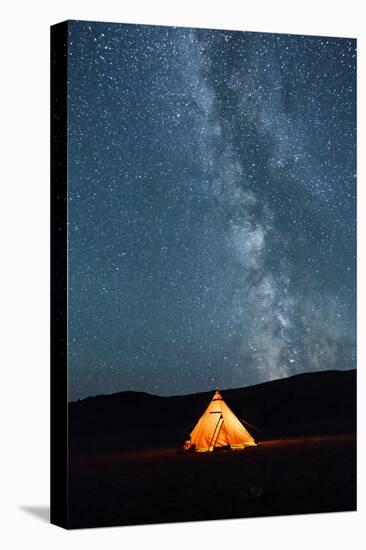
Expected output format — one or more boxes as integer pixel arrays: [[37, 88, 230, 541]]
[[69, 369, 356, 452]]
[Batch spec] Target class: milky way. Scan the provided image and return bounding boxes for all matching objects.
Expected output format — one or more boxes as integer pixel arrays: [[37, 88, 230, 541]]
[[67, 21, 356, 401]]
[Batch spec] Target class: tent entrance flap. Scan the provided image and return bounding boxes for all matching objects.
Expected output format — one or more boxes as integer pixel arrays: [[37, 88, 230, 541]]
[[208, 414, 223, 452]]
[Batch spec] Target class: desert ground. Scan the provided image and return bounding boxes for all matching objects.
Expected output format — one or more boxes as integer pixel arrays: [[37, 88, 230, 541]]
[[68, 370, 356, 528], [69, 434, 356, 528]]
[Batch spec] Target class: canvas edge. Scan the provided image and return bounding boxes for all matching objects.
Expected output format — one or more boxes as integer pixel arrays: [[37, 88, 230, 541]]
[[50, 20, 70, 529]]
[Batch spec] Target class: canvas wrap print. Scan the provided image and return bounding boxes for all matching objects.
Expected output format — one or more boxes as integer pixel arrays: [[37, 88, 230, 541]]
[[51, 20, 357, 529]]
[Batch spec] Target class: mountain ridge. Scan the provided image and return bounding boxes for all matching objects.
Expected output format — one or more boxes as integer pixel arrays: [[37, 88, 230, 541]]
[[69, 369, 356, 452], [70, 367, 356, 404]]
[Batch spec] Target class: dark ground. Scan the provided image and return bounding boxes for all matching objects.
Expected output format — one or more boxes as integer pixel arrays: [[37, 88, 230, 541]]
[[68, 370, 356, 529]]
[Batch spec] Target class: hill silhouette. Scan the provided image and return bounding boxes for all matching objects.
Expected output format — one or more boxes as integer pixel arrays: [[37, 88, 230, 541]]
[[69, 369, 356, 452]]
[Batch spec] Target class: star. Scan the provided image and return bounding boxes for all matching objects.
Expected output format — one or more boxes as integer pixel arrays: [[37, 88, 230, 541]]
[[66, 21, 356, 401]]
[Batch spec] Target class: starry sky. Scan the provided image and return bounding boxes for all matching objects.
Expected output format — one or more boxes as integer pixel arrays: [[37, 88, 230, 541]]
[[67, 21, 356, 401]]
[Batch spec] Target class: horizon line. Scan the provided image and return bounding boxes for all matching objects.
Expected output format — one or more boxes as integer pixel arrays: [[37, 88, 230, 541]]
[[68, 367, 356, 404]]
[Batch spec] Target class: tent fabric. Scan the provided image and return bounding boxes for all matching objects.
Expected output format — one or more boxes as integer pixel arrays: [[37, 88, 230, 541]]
[[185, 390, 257, 452]]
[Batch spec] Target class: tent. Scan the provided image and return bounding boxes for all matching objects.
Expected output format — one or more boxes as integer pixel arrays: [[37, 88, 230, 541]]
[[183, 390, 257, 452]]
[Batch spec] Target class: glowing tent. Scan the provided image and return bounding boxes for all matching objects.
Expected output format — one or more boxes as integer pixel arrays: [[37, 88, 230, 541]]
[[183, 390, 257, 452]]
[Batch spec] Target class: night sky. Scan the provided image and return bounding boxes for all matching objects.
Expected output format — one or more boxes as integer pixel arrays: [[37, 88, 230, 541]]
[[67, 21, 356, 401]]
